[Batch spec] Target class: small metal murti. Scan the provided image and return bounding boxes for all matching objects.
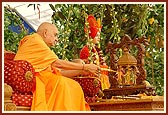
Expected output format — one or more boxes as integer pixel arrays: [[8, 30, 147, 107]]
[[117, 47, 139, 86]]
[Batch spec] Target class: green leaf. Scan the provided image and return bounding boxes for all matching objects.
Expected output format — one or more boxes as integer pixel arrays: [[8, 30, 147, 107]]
[[49, 4, 56, 11]]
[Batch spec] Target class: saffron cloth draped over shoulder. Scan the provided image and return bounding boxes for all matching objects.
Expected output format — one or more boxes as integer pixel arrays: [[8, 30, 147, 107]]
[[14, 33, 90, 111], [14, 33, 58, 72]]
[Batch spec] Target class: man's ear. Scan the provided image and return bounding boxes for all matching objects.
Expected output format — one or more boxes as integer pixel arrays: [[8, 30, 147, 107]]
[[43, 29, 47, 38]]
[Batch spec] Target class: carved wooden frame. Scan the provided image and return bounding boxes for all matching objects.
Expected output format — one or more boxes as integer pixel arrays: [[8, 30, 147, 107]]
[[106, 34, 149, 88]]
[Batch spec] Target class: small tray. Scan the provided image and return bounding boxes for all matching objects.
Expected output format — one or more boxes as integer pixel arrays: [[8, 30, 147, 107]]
[[112, 96, 140, 100]]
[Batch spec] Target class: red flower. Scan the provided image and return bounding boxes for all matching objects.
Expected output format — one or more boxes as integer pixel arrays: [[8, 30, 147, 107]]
[[87, 15, 100, 39], [87, 15, 98, 28], [80, 45, 90, 59], [89, 26, 99, 39]]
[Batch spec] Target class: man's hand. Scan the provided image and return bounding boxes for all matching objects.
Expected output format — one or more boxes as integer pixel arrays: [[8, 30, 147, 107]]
[[84, 64, 100, 77]]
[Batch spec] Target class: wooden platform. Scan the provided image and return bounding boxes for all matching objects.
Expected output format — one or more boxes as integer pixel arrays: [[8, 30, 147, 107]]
[[16, 106, 31, 111], [103, 85, 156, 99], [4, 96, 164, 111], [89, 96, 164, 111]]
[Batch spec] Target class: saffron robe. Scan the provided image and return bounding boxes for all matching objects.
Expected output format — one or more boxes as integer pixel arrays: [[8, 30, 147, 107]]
[[14, 33, 90, 111]]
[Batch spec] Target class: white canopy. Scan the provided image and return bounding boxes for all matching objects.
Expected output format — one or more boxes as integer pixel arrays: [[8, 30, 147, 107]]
[[3, 2, 53, 31]]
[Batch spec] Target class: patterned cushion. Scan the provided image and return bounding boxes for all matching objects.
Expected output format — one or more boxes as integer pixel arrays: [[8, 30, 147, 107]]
[[85, 96, 98, 103], [4, 60, 36, 93], [4, 52, 16, 62], [12, 92, 33, 107], [72, 77, 101, 97]]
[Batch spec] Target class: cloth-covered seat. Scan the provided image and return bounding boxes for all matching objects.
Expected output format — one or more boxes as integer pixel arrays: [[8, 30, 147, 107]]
[[72, 77, 102, 103], [4, 50, 102, 107], [4, 50, 35, 107]]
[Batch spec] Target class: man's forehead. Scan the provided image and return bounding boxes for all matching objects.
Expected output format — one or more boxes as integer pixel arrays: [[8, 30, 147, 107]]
[[51, 24, 58, 32]]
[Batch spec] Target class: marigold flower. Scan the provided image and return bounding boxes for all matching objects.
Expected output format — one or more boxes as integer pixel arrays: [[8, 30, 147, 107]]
[[149, 17, 154, 25], [89, 26, 99, 39], [87, 15, 101, 39], [87, 15, 98, 27]]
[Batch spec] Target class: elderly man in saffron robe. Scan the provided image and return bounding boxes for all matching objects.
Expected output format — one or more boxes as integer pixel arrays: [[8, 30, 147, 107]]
[[14, 22, 100, 111]]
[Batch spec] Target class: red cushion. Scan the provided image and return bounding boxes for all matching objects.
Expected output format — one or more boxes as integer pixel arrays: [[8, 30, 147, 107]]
[[12, 92, 33, 107], [72, 77, 101, 97], [85, 96, 98, 103], [4, 60, 36, 93], [4, 52, 16, 62]]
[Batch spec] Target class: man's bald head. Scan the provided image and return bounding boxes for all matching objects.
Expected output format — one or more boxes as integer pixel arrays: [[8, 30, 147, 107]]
[[37, 22, 59, 47], [37, 22, 56, 33]]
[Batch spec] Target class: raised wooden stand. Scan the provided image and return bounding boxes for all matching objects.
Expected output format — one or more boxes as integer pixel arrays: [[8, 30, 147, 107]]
[[89, 96, 164, 111], [103, 85, 156, 99]]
